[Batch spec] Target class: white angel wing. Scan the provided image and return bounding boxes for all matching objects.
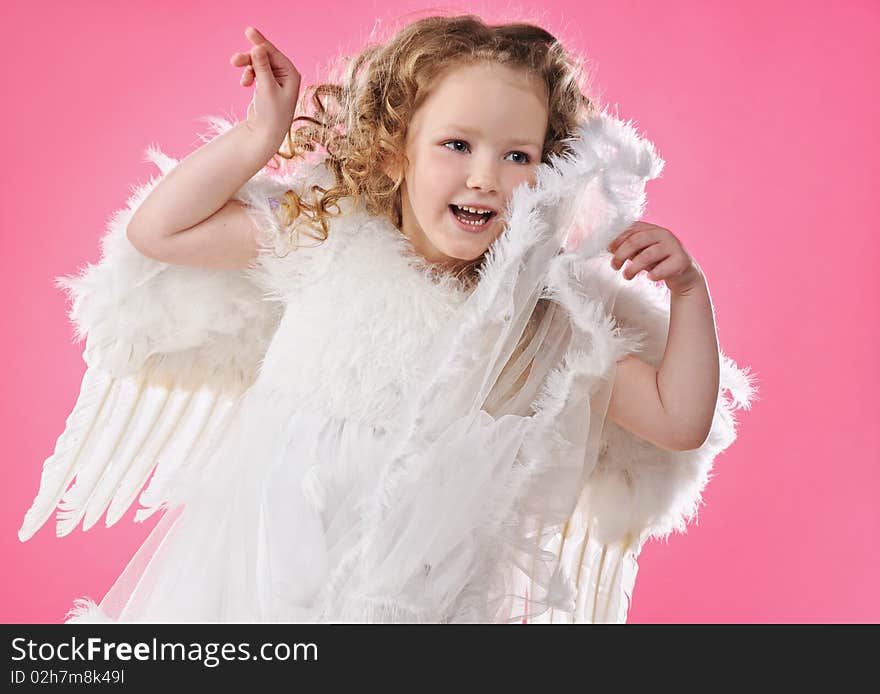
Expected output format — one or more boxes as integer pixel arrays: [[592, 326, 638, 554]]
[[18, 116, 310, 542], [516, 517, 641, 624], [19, 367, 247, 540], [526, 346, 758, 624]]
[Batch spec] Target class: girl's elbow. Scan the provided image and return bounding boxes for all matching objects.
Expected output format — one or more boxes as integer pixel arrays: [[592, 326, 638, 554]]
[[670, 424, 711, 452], [126, 221, 164, 261], [126, 222, 151, 256]]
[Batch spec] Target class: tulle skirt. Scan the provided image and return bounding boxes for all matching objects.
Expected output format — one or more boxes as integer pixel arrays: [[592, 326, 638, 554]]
[[67, 383, 402, 623], [64, 375, 620, 624]]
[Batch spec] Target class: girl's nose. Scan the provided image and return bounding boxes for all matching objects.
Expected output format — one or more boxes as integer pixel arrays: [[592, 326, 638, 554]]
[[467, 178, 496, 192], [466, 160, 499, 193]]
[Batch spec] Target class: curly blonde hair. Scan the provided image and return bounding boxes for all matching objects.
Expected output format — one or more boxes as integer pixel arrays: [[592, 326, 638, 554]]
[[268, 13, 597, 288]]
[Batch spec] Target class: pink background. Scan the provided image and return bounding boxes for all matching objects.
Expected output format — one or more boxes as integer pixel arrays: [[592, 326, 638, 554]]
[[2, 0, 877, 624]]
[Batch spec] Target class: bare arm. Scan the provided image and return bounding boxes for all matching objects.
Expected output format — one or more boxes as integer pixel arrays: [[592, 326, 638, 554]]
[[129, 198, 264, 269], [606, 269, 720, 451], [126, 121, 281, 267], [126, 26, 301, 269]]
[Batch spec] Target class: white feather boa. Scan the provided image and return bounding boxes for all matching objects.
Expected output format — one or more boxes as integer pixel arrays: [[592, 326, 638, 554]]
[[22, 110, 756, 624]]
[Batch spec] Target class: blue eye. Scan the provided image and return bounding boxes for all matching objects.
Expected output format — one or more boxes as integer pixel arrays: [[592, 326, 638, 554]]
[[505, 151, 531, 165], [443, 140, 469, 153], [442, 140, 531, 165]]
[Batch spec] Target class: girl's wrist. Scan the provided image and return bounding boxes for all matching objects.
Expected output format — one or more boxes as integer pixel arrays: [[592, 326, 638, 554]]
[[241, 119, 288, 160], [668, 262, 706, 298]]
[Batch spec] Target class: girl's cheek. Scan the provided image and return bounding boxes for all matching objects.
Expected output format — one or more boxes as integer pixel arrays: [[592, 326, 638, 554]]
[[434, 157, 460, 180], [518, 166, 540, 188], [430, 148, 462, 172]]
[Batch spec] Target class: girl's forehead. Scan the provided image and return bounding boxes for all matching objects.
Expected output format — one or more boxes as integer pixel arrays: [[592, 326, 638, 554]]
[[415, 62, 549, 139], [431, 60, 546, 97], [424, 63, 548, 111]]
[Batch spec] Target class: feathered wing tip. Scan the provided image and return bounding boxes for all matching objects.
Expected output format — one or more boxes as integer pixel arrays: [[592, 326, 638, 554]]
[[64, 597, 114, 624], [536, 107, 667, 259], [20, 113, 295, 542], [721, 354, 759, 411], [542, 318, 757, 621], [579, 349, 758, 551]]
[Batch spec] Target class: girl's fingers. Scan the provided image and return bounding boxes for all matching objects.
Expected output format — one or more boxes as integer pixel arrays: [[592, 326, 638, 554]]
[[644, 258, 663, 275], [611, 229, 662, 269], [245, 26, 279, 53], [240, 65, 254, 86], [622, 242, 666, 279], [245, 26, 299, 76], [646, 256, 679, 281], [607, 230, 635, 254], [249, 45, 275, 83], [607, 222, 647, 253], [608, 230, 632, 253], [611, 232, 651, 270]]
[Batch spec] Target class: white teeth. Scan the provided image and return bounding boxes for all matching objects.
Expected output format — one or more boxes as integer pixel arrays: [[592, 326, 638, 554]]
[[456, 204, 493, 214], [451, 206, 491, 226]]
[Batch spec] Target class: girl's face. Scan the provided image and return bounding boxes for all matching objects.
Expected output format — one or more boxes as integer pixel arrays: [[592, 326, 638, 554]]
[[398, 61, 549, 265]]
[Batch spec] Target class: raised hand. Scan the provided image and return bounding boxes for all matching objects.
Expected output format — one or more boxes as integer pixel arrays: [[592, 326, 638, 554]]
[[607, 221, 704, 296], [230, 26, 301, 146]]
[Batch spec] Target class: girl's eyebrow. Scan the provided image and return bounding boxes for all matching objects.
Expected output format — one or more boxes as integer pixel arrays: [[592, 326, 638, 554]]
[[441, 123, 542, 149]]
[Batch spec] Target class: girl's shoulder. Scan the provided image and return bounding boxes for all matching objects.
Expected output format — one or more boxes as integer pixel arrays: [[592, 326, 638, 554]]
[[239, 156, 406, 298]]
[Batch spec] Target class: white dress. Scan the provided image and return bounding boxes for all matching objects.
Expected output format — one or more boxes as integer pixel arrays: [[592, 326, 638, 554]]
[[19, 112, 757, 623]]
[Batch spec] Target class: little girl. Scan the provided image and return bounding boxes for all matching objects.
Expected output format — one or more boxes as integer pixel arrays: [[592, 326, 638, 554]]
[[19, 15, 755, 623]]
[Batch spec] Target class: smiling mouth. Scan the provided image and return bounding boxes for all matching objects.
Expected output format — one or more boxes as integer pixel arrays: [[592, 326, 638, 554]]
[[449, 204, 497, 227]]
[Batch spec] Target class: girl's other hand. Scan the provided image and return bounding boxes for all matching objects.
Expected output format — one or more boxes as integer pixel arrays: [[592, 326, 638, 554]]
[[230, 26, 301, 147], [606, 221, 703, 296]]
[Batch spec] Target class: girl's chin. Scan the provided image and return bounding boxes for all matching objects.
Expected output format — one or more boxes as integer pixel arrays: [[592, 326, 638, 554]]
[[430, 233, 489, 263]]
